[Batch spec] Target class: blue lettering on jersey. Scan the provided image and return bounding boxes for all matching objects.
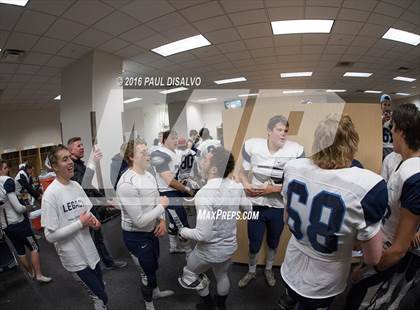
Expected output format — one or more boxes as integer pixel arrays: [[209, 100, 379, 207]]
[[287, 180, 346, 254]]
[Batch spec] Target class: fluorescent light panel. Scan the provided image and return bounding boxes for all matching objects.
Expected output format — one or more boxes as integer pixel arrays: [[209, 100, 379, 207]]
[[326, 89, 346, 93], [271, 19, 334, 35], [364, 90, 382, 94], [214, 77, 247, 85], [197, 98, 217, 103], [343, 72, 373, 77], [396, 92, 411, 96], [283, 90, 304, 94], [151, 34, 211, 57], [238, 93, 258, 97], [123, 97, 142, 103], [160, 87, 188, 94], [0, 0, 29, 6], [393, 76, 416, 82], [382, 28, 420, 46], [280, 72, 313, 78], [54, 95, 61, 100]]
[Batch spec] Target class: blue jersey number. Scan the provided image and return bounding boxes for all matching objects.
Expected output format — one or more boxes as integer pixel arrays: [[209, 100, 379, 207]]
[[287, 180, 346, 254]]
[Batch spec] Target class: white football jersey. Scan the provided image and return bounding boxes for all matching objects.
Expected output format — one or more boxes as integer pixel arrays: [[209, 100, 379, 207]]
[[381, 152, 402, 182], [151, 146, 181, 192], [242, 138, 304, 208], [0, 176, 25, 228], [176, 148, 197, 182], [281, 158, 387, 298], [383, 120, 393, 151], [382, 157, 420, 256]]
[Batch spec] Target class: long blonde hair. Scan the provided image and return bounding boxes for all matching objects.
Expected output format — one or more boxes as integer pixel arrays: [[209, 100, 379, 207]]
[[311, 114, 359, 169]]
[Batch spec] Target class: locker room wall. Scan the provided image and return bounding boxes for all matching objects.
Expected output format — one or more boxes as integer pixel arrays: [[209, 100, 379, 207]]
[[222, 100, 382, 265]]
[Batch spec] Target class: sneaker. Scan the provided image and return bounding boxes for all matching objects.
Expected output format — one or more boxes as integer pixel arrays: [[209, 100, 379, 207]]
[[35, 275, 53, 283], [238, 272, 256, 288], [105, 260, 127, 270], [264, 269, 276, 287], [152, 287, 175, 299]]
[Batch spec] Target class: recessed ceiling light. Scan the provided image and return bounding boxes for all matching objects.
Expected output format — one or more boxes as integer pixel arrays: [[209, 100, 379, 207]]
[[382, 28, 420, 46], [395, 92, 411, 96], [282, 90, 304, 94], [280, 72, 313, 78], [123, 97, 142, 103], [364, 90, 382, 94], [160, 87, 188, 94], [54, 95, 61, 100], [151, 34, 211, 57], [271, 19, 334, 35], [238, 93, 258, 97], [343, 72, 373, 77], [0, 0, 29, 6], [393, 76, 416, 82], [326, 89, 347, 93], [197, 98, 217, 103], [214, 77, 247, 85]]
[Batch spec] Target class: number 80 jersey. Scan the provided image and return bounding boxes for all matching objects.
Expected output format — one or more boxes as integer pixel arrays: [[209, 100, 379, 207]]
[[281, 158, 388, 298]]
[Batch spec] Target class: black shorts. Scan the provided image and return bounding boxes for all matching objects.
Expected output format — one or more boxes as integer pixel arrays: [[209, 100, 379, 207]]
[[4, 218, 39, 256]]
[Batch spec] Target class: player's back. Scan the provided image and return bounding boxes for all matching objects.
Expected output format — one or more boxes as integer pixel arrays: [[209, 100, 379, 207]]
[[281, 158, 387, 298]]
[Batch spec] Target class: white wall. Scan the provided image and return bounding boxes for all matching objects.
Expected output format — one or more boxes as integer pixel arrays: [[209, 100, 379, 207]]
[[201, 102, 224, 139], [0, 107, 61, 151]]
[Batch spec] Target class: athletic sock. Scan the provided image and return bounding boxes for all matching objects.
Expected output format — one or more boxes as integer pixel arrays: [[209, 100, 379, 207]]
[[249, 253, 257, 273], [265, 248, 276, 270]]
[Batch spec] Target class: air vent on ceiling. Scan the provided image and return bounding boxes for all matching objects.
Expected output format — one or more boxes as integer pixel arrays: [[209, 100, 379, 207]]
[[1, 49, 26, 63], [397, 66, 409, 73], [335, 61, 354, 68]]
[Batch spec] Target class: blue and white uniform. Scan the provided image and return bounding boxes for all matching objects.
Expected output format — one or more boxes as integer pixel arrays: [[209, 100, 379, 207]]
[[242, 138, 304, 253], [281, 158, 387, 304], [0, 176, 38, 256]]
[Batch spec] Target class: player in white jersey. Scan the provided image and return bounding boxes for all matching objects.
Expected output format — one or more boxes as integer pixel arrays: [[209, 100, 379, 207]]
[[117, 139, 174, 310], [345, 103, 420, 310], [0, 160, 51, 283], [178, 147, 252, 310], [150, 130, 194, 254], [41, 145, 108, 310], [238, 115, 304, 288], [381, 94, 393, 159], [279, 115, 385, 310], [381, 151, 402, 182]]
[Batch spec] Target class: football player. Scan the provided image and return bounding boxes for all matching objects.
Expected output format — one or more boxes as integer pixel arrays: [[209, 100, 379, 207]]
[[345, 103, 420, 309], [238, 115, 304, 288], [280, 115, 386, 310], [381, 94, 393, 159], [151, 130, 194, 254]]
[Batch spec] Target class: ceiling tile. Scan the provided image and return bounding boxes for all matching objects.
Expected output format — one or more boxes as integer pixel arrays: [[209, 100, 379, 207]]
[[63, 0, 114, 26], [221, 0, 264, 12], [264, 0, 305, 7], [14, 10, 56, 35], [346, 45, 369, 55], [100, 0, 132, 9], [306, 0, 344, 6], [245, 37, 274, 49], [337, 8, 370, 22], [274, 35, 301, 46], [229, 9, 268, 26], [45, 19, 86, 41], [93, 11, 139, 36], [190, 46, 221, 58], [202, 54, 229, 65], [302, 34, 329, 45], [305, 6, 339, 19], [159, 24, 198, 42], [268, 7, 305, 20], [275, 45, 301, 55], [194, 15, 233, 33], [374, 2, 404, 18], [358, 23, 387, 37], [136, 34, 168, 49], [168, 0, 209, 10], [342, 0, 379, 12], [400, 11, 420, 26], [32, 37, 67, 54], [57, 43, 91, 59], [250, 47, 276, 58], [22, 52, 52, 65], [0, 4, 24, 31], [351, 35, 377, 47], [216, 40, 247, 53], [5, 32, 39, 51], [205, 28, 241, 44], [99, 38, 130, 53], [147, 12, 187, 33], [27, 0, 77, 16], [73, 28, 113, 47], [181, 1, 224, 22], [0, 64, 19, 74], [332, 20, 364, 34], [236, 23, 272, 39], [120, 0, 175, 22], [254, 56, 277, 65], [301, 45, 325, 54], [328, 34, 355, 45], [37, 66, 60, 76], [0, 31, 9, 47], [46, 55, 75, 68], [324, 45, 348, 54], [167, 52, 196, 63], [131, 52, 165, 65], [368, 13, 396, 26], [114, 45, 145, 58], [119, 25, 156, 43]]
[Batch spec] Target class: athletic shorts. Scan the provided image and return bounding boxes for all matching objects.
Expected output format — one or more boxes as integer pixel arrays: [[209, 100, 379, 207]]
[[4, 218, 38, 256]]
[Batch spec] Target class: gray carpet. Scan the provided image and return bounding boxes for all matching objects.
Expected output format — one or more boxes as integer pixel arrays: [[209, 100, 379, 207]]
[[0, 215, 349, 310]]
